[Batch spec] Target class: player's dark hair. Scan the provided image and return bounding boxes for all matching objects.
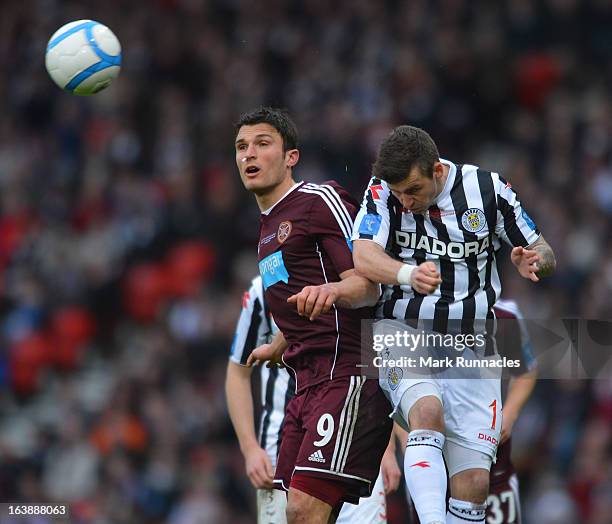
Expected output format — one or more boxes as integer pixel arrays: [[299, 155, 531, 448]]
[[235, 107, 298, 151], [372, 125, 439, 183]]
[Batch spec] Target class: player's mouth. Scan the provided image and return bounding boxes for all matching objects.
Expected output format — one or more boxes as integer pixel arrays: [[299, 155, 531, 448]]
[[245, 165, 261, 177]]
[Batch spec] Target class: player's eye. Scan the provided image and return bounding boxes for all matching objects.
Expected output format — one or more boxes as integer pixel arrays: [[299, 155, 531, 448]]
[[236, 143, 247, 151]]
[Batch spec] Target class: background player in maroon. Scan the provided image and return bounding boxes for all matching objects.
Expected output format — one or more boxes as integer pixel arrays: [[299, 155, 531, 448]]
[[235, 107, 393, 524]]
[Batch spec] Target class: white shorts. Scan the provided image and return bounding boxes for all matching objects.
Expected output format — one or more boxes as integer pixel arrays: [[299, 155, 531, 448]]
[[257, 488, 287, 524], [336, 472, 386, 524], [374, 319, 502, 459]]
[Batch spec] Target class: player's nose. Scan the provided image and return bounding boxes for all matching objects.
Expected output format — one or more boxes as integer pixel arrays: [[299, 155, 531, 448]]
[[245, 143, 257, 159], [401, 195, 414, 210]]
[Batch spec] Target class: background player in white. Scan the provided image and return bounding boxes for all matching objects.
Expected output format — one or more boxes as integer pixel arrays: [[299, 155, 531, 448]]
[[226, 275, 293, 523], [226, 276, 403, 524], [351, 126, 555, 524]]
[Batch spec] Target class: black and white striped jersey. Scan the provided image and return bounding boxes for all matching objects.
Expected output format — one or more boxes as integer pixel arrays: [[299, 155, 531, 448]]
[[352, 160, 541, 332], [229, 276, 295, 468]]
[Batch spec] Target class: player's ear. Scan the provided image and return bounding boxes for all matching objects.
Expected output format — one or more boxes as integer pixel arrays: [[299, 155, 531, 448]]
[[433, 161, 444, 178], [285, 149, 299, 168]]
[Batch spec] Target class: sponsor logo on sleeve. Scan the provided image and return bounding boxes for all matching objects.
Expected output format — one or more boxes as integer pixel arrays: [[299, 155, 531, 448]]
[[259, 251, 290, 290], [369, 184, 384, 199], [521, 209, 537, 231], [359, 213, 382, 235]]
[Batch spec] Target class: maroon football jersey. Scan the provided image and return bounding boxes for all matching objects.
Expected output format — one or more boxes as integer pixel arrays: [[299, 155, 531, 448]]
[[258, 181, 369, 394]]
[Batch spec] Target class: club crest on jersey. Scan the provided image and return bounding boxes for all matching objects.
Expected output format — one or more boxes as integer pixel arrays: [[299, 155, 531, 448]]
[[387, 367, 403, 390], [461, 208, 486, 233], [259, 251, 290, 289], [277, 221, 292, 243]]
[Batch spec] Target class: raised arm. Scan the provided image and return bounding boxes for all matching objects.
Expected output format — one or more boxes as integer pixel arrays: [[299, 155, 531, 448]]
[[493, 172, 555, 282], [511, 235, 556, 282]]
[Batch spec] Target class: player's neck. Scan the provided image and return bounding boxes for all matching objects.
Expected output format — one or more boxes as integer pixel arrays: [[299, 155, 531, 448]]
[[256, 177, 297, 212]]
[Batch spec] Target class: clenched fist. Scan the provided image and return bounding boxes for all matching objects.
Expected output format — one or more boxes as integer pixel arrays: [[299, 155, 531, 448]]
[[410, 261, 442, 294]]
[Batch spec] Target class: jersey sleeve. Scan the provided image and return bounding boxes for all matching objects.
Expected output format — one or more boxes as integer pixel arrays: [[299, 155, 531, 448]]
[[494, 303, 538, 376], [306, 183, 357, 276], [351, 177, 393, 249], [493, 172, 541, 247], [229, 277, 273, 366]]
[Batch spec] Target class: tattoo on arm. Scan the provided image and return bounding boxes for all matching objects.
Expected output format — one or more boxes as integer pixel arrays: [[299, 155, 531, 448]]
[[529, 236, 556, 277]]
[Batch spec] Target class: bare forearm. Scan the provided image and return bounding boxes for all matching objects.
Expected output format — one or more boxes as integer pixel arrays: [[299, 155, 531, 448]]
[[530, 237, 556, 277], [334, 273, 380, 308], [504, 371, 537, 420], [270, 331, 288, 353], [225, 364, 258, 453], [353, 240, 405, 285]]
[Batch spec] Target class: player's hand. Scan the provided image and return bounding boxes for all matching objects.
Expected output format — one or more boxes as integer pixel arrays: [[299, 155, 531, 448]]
[[410, 261, 442, 294], [511, 246, 540, 282], [380, 446, 401, 494], [287, 283, 339, 321], [244, 443, 274, 489], [500, 410, 516, 444], [246, 343, 285, 368]]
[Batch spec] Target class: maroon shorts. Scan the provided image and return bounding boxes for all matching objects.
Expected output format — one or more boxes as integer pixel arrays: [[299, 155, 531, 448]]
[[274, 375, 392, 504]]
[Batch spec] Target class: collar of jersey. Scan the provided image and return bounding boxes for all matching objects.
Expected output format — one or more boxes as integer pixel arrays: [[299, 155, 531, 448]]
[[433, 158, 456, 204], [261, 181, 305, 216]]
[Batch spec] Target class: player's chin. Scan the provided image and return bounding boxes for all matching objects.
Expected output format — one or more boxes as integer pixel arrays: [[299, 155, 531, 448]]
[[241, 177, 263, 192], [248, 180, 274, 196]]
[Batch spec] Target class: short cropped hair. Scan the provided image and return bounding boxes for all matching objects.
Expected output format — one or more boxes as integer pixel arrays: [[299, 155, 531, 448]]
[[372, 126, 440, 184], [235, 107, 298, 151]]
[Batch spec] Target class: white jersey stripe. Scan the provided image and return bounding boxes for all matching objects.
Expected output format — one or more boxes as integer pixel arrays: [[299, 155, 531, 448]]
[[315, 183, 354, 235], [314, 241, 341, 380], [330, 376, 358, 470], [334, 376, 364, 473], [299, 185, 353, 239], [339, 376, 365, 472]]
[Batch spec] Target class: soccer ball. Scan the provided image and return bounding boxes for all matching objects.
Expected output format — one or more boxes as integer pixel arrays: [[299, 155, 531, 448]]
[[45, 20, 121, 96]]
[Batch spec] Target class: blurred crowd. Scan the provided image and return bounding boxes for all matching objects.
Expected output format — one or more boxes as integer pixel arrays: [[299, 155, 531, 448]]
[[0, 0, 610, 522]]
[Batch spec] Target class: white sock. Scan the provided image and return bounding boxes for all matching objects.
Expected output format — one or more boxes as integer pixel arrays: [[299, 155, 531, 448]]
[[446, 497, 486, 523], [404, 429, 447, 524]]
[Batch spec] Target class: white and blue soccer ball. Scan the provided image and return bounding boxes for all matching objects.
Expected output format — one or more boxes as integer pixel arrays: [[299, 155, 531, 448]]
[[45, 20, 121, 96]]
